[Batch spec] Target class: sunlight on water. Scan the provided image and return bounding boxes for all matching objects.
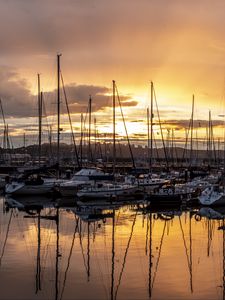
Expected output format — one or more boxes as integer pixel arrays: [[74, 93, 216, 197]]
[[0, 196, 224, 300]]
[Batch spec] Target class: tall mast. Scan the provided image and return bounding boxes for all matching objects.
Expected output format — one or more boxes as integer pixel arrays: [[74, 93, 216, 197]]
[[94, 117, 97, 163], [88, 95, 92, 163], [171, 129, 174, 167], [223, 122, 225, 175], [0, 99, 7, 150], [0, 99, 11, 161], [49, 125, 52, 160], [113, 80, 116, 176], [57, 54, 62, 169], [150, 81, 154, 176], [208, 110, 212, 166], [80, 113, 83, 168], [196, 129, 199, 166], [23, 132, 26, 162], [38, 74, 42, 167], [189, 95, 194, 167], [147, 108, 150, 172]]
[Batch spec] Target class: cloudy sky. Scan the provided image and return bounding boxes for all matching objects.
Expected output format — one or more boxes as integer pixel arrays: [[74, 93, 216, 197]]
[[0, 0, 225, 146]]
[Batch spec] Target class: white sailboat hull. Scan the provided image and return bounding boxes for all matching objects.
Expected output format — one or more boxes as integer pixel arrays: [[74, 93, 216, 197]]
[[198, 186, 225, 206], [77, 185, 141, 200], [58, 180, 87, 197], [199, 193, 225, 206], [5, 182, 54, 195]]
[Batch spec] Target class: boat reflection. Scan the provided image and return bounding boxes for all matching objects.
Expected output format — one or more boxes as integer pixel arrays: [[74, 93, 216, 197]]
[[1, 196, 225, 300], [197, 206, 225, 220]]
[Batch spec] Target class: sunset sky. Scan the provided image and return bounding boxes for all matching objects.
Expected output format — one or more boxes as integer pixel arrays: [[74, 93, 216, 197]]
[[0, 0, 225, 147]]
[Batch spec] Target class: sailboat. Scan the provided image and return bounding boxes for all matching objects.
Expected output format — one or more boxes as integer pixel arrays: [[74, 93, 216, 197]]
[[77, 80, 141, 202], [5, 178, 56, 196], [5, 55, 65, 196]]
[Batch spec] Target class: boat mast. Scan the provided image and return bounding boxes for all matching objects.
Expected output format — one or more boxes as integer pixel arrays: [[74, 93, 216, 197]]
[[147, 108, 150, 173], [23, 132, 26, 163], [88, 95, 92, 163], [80, 113, 83, 168], [49, 125, 53, 161], [113, 80, 116, 176], [94, 117, 97, 163], [0, 99, 11, 162], [189, 95, 194, 168], [223, 122, 225, 175], [57, 54, 62, 171], [171, 128, 174, 167], [196, 129, 199, 166], [38, 74, 42, 167], [150, 81, 154, 176], [60, 72, 80, 168], [208, 110, 212, 167]]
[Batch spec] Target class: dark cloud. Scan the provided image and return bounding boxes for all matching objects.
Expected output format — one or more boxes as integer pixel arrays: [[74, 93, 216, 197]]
[[0, 67, 36, 117], [53, 83, 138, 114], [0, 68, 138, 118], [43, 84, 138, 116]]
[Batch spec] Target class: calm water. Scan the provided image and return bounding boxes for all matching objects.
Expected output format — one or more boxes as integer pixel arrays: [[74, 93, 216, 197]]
[[0, 196, 225, 300]]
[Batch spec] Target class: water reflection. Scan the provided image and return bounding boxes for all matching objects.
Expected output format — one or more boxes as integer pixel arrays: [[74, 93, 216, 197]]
[[0, 195, 225, 300]]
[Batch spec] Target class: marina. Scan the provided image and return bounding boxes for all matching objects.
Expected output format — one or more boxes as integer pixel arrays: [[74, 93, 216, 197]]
[[0, 47, 225, 300], [1, 0, 225, 299]]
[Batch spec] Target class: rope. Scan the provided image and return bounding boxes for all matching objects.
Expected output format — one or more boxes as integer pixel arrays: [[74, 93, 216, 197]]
[[115, 84, 136, 171], [152, 86, 169, 169], [60, 72, 80, 168]]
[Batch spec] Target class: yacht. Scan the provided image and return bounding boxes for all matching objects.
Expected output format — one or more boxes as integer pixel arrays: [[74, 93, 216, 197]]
[[77, 182, 142, 201], [5, 175, 63, 196], [148, 183, 198, 206], [198, 185, 225, 206], [57, 168, 114, 197]]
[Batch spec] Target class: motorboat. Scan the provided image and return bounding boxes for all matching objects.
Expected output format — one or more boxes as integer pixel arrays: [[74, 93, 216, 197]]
[[148, 183, 198, 206], [57, 168, 114, 197], [5, 175, 63, 196], [137, 174, 168, 190], [198, 185, 225, 206], [77, 182, 143, 201]]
